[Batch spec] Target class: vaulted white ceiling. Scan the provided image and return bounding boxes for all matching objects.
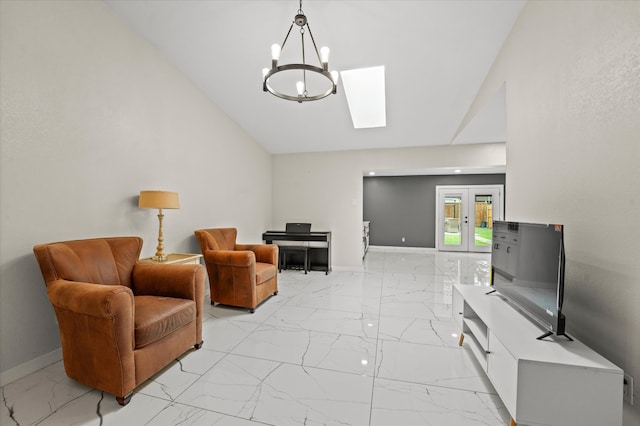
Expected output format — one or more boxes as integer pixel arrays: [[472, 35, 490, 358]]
[[104, 0, 524, 154]]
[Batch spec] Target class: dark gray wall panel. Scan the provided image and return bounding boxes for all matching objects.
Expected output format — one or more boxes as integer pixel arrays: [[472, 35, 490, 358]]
[[363, 174, 506, 248]]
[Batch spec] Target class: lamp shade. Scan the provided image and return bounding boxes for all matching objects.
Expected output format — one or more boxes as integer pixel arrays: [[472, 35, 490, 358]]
[[138, 191, 180, 209]]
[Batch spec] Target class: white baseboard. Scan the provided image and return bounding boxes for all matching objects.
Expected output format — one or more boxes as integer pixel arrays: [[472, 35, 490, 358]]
[[0, 348, 62, 387], [331, 265, 365, 272], [368, 245, 437, 253]]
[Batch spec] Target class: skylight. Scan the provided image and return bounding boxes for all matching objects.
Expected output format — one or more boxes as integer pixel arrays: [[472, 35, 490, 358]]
[[340, 66, 386, 129]]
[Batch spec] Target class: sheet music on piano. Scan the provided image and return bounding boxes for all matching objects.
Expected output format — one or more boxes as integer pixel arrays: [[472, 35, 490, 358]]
[[285, 223, 311, 233]]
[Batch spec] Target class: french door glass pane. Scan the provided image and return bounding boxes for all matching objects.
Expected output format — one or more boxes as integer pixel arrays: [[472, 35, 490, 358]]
[[474, 194, 493, 247], [444, 196, 462, 246]]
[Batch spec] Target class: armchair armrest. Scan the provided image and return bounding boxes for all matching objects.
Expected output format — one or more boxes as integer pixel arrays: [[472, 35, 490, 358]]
[[204, 250, 255, 267], [236, 244, 278, 265], [46, 280, 136, 396], [132, 264, 205, 301], [47, 279, 133, 319]]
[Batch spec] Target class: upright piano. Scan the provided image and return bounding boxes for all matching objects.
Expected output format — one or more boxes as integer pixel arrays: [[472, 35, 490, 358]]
[[262, 230, 331, 274]]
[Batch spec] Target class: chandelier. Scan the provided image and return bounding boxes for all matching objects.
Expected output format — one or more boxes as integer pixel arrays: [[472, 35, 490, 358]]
[[262, 0, 339, 103]]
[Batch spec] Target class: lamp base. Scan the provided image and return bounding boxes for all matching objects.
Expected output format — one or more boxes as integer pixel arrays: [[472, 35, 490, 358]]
[[152, 254, 168, 262]]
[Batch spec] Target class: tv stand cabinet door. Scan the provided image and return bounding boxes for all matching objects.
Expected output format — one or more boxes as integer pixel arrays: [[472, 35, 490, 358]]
[[516, 361, 623, 426], [452, 287, 464, 329], [487, 330, 518, 417]]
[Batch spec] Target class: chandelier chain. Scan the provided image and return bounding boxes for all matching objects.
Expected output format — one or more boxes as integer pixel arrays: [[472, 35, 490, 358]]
[[301, 29, 307, 93], [281, 23, 294, 51], [305, 23, 323, 66]]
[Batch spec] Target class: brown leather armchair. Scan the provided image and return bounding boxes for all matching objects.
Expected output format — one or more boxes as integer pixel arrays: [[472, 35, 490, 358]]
[[194, 228, 278, 313], [33, 237, 205, 406]]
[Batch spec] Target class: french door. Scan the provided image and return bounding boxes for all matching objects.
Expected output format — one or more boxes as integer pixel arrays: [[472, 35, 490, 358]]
[[435, 185, 503, 252]]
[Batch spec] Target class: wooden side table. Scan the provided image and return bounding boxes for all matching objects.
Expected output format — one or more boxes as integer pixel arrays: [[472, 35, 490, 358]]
[[138, 253, 203, 265]]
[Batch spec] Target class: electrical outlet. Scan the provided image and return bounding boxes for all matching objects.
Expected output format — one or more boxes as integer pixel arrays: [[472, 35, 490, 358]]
[[402, 237, 405, 242], [623, 373, 634, 405]]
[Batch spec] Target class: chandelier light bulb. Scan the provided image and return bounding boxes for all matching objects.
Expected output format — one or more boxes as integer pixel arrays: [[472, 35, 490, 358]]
[[320, 46, 330, 64], [296, 81, 305, 96], [330, 70, 340, 84], [271, 44, 281, 61]]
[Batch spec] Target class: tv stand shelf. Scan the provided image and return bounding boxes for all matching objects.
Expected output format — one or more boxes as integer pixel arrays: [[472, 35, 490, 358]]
[[462, 316, 489, 365], [453, 284, 623, 426]]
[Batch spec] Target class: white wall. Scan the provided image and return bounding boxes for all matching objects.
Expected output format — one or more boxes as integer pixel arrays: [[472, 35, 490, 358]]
[[474, 1, 640, 423], [5, 4, 635, 422], [272, 143, 506, 267], [0, 0, 272, 382]]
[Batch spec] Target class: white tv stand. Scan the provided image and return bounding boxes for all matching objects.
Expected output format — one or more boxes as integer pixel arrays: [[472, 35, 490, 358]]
[[453, 283, 623, 426]]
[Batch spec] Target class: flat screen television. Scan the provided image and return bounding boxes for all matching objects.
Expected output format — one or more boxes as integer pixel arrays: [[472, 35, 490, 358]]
[[490, 220, 569, 340]]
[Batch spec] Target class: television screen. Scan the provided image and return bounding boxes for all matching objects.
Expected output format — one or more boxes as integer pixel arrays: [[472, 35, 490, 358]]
[[491, 221, 566, 338]]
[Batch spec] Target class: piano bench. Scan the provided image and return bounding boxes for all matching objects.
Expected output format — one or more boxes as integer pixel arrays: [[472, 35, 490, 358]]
[[279, 246, 309, 274]]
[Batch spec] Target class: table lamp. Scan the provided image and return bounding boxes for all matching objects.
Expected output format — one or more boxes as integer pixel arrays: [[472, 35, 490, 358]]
[[138, 190, 180, 261]]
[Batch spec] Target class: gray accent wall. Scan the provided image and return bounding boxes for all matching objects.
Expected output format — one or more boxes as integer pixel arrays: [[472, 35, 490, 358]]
[[363, 174, 506, 248]]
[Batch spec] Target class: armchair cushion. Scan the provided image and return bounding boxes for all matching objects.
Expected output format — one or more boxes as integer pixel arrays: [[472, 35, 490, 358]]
[[256, 262, 277, 284], [134, 296, 196, 348]]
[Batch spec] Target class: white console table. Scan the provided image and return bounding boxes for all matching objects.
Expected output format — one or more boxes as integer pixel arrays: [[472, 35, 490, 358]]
[[453, 284, 623, 426]]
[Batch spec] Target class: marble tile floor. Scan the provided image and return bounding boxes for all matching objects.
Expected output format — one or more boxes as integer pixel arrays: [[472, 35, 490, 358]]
[[1, 248, 511, 426]]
